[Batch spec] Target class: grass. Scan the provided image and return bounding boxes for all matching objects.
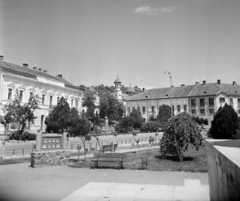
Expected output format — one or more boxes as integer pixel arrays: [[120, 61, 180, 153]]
[[68, 145, 208, 172]]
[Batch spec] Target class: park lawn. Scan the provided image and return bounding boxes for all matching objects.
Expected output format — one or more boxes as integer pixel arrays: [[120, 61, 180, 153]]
[[69, 145, 208, 172]]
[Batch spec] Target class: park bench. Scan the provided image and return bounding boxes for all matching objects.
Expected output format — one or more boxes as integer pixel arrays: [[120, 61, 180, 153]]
[[91, 153, 126, 169], [99, 144, 118, 153]]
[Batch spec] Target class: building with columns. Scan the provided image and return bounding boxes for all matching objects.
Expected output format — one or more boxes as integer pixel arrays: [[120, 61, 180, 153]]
[[0, 56, 82, 133], [126, 80, 240, 125]]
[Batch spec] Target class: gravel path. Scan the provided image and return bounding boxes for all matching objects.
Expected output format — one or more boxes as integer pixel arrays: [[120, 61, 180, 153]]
[[0, 162, 208, 201]]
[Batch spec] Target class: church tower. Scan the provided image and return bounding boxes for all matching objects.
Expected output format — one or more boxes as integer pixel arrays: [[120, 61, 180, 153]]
[[114, 75, 122, 101]]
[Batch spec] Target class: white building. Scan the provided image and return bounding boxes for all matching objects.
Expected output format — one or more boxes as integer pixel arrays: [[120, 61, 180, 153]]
[[126, 80, 240, 124], [0, 55, 83, 133]]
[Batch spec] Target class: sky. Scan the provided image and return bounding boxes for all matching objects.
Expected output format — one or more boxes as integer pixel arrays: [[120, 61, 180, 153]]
[[1, 0, 240, 89]]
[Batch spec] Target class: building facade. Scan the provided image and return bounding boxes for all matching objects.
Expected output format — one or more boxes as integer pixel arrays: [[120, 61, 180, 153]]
[[126, 80, 240, 124], [0, 56, 83, 133]]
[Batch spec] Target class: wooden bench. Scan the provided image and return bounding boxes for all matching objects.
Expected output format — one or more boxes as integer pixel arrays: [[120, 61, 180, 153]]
[[99, 144, 118, 153], [91, 153, 126, 169]]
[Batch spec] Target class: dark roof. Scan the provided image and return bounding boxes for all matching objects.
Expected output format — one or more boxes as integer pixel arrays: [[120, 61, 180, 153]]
[[127, 82, 240, 101], [0, 65, 36, 80], [0, 61, 66, 83], [114, 75, 121, 83]]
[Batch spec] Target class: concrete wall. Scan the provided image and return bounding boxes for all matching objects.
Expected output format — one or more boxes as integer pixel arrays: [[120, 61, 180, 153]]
[[30, 150, 71, 168], [205, 139, 240, 201]]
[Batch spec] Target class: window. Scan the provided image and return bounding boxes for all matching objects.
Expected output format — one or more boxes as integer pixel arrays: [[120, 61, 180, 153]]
[[238, 99, 240, 108], [8, 88, 12, 100], [191, 109, 196, 115], [200, 98, 205, 106], [128, 107, 130, 113], [209, 98, 214, 106], [209, 109, 214, 114], [177, 105, 180, 113], [172, 106, 174, 113], [220, 97, 225, 103], [183, 105, 187, 112], [138, 106, 140, 111], [29, 92, 33, 98], [75, 99, 78, 108], [200, 109, 205, 115], [142, 107, 145, 113], [57, 97, 60, 102], [42, 94, 45, 105], [49, 96, 53, 107], [133, 107, 135, 111], [152, 106, 154, 113], [191, 99, 196, 107], [230, 98, 233, 106], [71, 99, 73, 107], [19, 90, 23, 102]]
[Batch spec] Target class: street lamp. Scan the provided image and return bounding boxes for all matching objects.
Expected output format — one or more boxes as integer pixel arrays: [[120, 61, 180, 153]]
[[164, 71, 173, 118]]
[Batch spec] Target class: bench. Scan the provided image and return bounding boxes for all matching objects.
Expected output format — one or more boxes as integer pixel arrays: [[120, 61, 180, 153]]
[[99, 144, 118, 153], [91, 153, 126, 169]]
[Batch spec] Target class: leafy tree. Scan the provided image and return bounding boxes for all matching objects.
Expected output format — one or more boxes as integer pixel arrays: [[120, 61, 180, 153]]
[[82, 90, 96, 122], [160, 113, 203, 161], [99, 92, 125, 123], [69, 116, 91, 160], [115, 116, 132, 134], [156, 104, 172, 126], [148, 115, 156, 122], [129, 108, 144, 129], [3, 90, 39, 134], [192, 116, 208, 127], [140, 121, 162, 133], [45, 97, 70, 133], [209, 104, 239, 139]]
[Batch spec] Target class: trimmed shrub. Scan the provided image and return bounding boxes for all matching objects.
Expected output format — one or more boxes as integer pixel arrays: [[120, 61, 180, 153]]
[[9, 131, 36, 141], [160, 113, 203, 161], [140, 121, 162, 133], [209, 104, 239, 139]]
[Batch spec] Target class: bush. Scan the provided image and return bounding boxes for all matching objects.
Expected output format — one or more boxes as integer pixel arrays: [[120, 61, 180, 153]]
[[9, 131, 36, 141], [192, 116, 208, 126], [160, 113, 204, 161], [140, 121, 162, 133], [209, 104, 239, 139]]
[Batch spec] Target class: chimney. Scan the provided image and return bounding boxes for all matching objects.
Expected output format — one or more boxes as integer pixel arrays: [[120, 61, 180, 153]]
[[233, 81, 237, 86], [0, 55, 3, 61], [43, 70, 47, 73], [217, 79, 221, 85], [202, 80, 206, 85], [23, 63, 28, 68], [38, 68, 42, 72], [195, 82, 199, 85], [181, 84, 185, 87], [33, 67, 37, 70], [57, 74, 62, 78], [142, 88, 145, 92]]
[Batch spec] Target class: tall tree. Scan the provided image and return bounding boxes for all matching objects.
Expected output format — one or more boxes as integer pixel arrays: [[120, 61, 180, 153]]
[[45, 97, 70, 133], [3, 90, 39, 134], [82, 90, 96, 122], [129, 108, 144, 129], [156, 104, 172, 126], [210, 104, 239, 139]]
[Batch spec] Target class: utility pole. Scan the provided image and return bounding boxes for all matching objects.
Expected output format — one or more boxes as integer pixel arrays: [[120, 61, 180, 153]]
[[164, 71, 173, 118]]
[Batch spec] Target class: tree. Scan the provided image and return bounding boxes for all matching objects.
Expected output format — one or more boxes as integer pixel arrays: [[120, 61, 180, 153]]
[[156, 104, 172, 126], [129, 108, 144, 129], [69, 116, 91, 160], [160, 113, 203, 161], [45, 97, 70, 133], [3, 90, 39, 134], [209, 104, 239, 139], [140, 121, 162, 133], [99, 92, 125, 123], [82, 90, 96, 122], [115, 116, 132, 134]]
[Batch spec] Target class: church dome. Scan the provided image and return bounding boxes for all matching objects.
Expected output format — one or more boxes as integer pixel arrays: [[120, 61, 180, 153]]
[[114, 75, 121, 83]]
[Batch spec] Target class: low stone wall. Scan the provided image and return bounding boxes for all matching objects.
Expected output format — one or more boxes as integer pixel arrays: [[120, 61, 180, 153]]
[[205, 139, 240, 201], [31, 150, 71, 168]]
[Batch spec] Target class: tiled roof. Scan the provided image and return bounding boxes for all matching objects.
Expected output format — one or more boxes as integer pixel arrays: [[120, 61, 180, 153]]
[[0, 65, 36, 80], [189, 83, 221, 96], [127, 82, 240, 101]]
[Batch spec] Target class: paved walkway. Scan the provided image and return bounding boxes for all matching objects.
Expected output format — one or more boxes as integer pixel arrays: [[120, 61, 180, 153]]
[[61, 181, 209, 201]]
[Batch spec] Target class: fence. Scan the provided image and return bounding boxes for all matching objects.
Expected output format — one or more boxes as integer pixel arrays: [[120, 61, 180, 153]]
[[0, 137, 160, 158]]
